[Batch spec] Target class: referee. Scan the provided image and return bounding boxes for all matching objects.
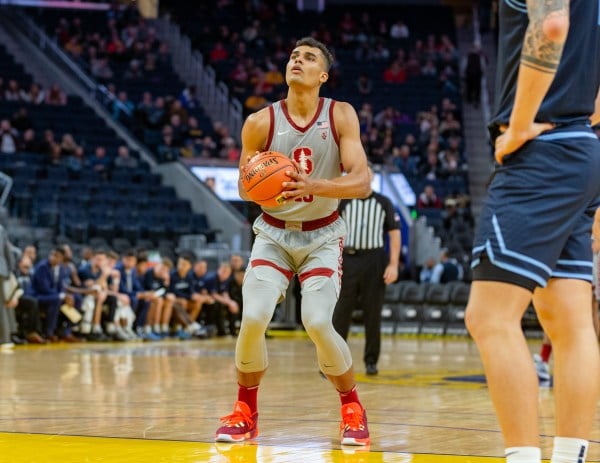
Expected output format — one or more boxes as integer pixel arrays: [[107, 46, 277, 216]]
[[333, 165, 401, 375]]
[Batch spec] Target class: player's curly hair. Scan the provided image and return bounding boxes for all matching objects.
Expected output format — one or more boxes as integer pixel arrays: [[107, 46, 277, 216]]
[[295, 37, 334, 71]]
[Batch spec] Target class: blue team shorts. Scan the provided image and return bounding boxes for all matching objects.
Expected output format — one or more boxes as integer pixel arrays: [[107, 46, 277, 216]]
[[472, 126, 600, 289]]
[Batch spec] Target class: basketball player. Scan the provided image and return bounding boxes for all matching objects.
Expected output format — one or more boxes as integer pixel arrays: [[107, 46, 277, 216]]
[[465, 2, 600, 463], [215, 37, 371, 445]]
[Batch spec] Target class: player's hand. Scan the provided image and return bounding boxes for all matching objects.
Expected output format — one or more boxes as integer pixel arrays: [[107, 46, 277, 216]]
[[280, 159, 315, 200], [494, 123, 554, 164], [383, 263, 398, 285]]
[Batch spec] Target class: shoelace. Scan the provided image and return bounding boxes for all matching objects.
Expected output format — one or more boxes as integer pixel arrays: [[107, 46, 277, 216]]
[[342, 408, 364, 431], [220, 405, 253, 428]]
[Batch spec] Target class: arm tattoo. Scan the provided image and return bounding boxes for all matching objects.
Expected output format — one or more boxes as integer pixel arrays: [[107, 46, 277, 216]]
[[522, 0, 569, 73]]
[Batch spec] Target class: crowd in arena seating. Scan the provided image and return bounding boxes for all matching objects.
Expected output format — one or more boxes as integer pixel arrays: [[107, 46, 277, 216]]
[[1, 242, 245, 347]]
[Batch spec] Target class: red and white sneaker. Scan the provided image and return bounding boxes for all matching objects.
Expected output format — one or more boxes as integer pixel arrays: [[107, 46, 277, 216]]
[[215, 401, 259, 442], [340, 402, 370, 446]]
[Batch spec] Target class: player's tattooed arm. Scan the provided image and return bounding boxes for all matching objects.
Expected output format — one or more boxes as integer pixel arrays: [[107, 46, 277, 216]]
[[522, 0, 570, 73]]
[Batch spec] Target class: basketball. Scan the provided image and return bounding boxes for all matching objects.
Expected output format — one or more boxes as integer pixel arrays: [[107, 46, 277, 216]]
[[241, 151, 297, 207]]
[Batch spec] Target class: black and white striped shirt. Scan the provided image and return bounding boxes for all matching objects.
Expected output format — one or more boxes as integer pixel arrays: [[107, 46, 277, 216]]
[[339, 193, 400, 250]]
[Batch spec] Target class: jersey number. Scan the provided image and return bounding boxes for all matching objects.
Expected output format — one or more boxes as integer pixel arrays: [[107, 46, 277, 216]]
[[293, 147, 314, 203]]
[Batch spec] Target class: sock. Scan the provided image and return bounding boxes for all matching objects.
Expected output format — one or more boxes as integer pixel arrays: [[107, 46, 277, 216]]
[[551, 437, 588, 463], [505, 447, 541, 463], [540, 343, 552, 363], [237, 384, 259, 414], [338, 385, 362, 408], [161, 323, 169, 333], [144, 325, 152, 334], [153, 324, 161, 333], [92, 324, 102, 334]]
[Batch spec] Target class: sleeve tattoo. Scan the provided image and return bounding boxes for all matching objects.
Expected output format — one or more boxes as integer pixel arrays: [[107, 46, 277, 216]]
[[522, 0, 569, 73]]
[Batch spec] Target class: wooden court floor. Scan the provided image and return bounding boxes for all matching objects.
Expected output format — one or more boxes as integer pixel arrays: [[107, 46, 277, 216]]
[[0, 333, 598, 463]]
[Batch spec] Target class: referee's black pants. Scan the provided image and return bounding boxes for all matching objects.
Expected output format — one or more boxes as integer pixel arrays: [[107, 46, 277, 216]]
[[333, 248, 386, 366]]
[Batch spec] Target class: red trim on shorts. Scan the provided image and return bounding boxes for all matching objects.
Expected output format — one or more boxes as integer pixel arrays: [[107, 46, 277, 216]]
[[251, 259, 294, 281], [281, 97, 324, 133], [262, 211, 339, 232], [264, 105, 275, 150], [298, 268, 335, 284], [329, 99, 340, 146]]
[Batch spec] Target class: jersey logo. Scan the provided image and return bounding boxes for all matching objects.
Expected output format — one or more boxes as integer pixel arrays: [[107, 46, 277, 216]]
[[317, 120, 329, 140], [292, 147, 314, 203]]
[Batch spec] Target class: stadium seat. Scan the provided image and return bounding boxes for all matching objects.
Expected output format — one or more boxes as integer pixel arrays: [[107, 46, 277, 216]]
[[392, 281, 425, 335]]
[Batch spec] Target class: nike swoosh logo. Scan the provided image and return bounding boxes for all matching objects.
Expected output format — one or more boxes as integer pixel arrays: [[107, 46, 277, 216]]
[[277, 130, 290, 136], [505, 451, 518, 457], [323, 364, 334, 368], [240, 361, 253, 365]]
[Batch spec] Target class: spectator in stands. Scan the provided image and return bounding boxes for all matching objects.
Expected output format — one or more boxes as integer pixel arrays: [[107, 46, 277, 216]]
[[169, 252, 206, 339], [356, 73, 373, 96], [209, 41, 229, 63], [430, 249, 463, 283], [191, 258, 215, 330], [60, 133, 81, 157], [113, 145, 138, 169], [227, 253, 245, 311], [391, 144, 418, 177], [88, 145, 111, 179], [220, 137, 240, 162], [0, 120, 18, 154], [22, 245, 36, 267], [20, 83, 45, 105], [208, 261, 239, 337], [78, 249, 113, 341], [4, 80, 21, 101], [124, 59, 144, 80], [64, 146, 86, 174], [168, 114, 185, 146], [417, 185, 443, 209], [420, 146, 443, 181], [140, 257, 175, 339], [19, 129, 39, 153], [264, 61, 285, 90], [156, 125, 180, 162], [13, 255, 46, 344], [115, 250, 148, 340], [390, 19, 410, 40], [244, 87, 269, 115], [45, 84, 67, 106], [146, 96, 168, 130], [31, 247, 67, 342], [419, 257, 437, 283], [11, 107, 33, 132], [421, 59, 438, 77], [112, 91, 134, 123], [91, 56, 114, 82], [439, 112, 462, 138], [179, 85, 200, 110]]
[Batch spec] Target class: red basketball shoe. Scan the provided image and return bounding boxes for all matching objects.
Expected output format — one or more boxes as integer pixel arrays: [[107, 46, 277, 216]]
[[340, 402, 370, 446], [215, 401, 259, 442]]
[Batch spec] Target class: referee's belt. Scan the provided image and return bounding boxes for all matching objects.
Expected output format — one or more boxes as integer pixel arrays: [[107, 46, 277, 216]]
[[343, 247, 383, 255], [262, 211, 338, 232]]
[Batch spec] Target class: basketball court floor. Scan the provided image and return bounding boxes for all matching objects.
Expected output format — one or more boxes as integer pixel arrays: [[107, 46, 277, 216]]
[[0, 333, 598, 462]]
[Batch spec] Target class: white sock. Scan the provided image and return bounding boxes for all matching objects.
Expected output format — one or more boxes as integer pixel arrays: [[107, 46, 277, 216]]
[[161, 323, 169, 333], [153, 324, 161, 332], [144, 325, 152, 334], [92, 324, 103, 334], [505, 447, 541, 463], [551, 437, 588, 463]]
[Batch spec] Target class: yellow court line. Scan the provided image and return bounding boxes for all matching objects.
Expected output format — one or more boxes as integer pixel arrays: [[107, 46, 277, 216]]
[[0, 432, 514, 463]]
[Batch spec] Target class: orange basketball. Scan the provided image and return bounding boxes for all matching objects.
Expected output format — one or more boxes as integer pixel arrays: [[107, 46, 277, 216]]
[[241, 151, 297, 208]]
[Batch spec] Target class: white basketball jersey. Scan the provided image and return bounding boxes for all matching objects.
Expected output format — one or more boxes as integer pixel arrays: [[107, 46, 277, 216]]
[[263, 97, 341, 221]]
